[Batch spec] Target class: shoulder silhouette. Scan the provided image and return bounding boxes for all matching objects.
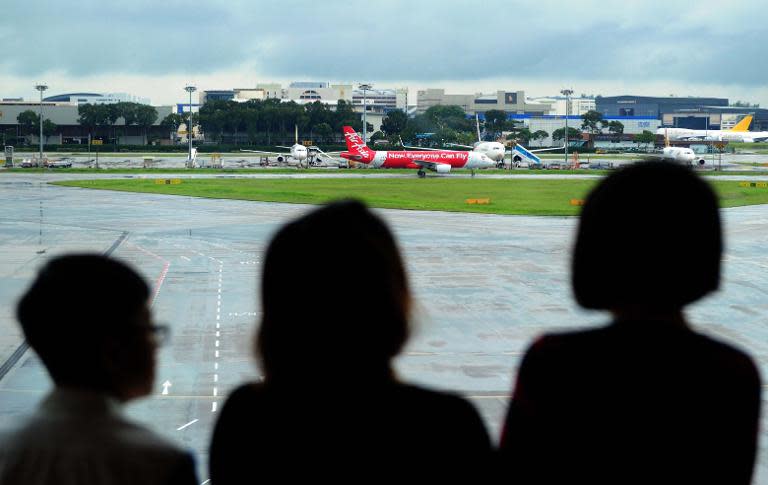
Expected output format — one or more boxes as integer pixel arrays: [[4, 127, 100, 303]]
[[210, 200, 491, 482], [500, 162, 761, 484], [0, 254, 197, 485]]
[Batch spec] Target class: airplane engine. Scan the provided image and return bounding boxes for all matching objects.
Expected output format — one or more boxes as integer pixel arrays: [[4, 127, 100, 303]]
[[696, 158, 707, 166], [276, 156, 285, 163], [434, 163, 451, 174]]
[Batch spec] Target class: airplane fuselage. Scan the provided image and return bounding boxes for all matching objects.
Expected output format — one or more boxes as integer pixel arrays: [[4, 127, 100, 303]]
[[341, 149, 493, 170]]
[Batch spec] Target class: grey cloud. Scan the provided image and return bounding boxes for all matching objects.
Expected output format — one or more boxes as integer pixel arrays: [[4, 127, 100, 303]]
[[1, 0, 766, 87]]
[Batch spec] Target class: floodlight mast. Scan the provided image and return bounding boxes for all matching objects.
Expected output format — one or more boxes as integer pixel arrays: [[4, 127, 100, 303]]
[[35, 84, 48, 164], [185, 85, 196, 168]]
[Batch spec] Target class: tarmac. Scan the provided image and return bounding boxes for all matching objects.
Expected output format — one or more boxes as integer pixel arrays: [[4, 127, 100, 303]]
[[1, 172, 768, 482]]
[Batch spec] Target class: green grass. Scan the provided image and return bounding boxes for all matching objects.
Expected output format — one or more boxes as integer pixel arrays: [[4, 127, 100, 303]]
[[53, 177, 768, 216]]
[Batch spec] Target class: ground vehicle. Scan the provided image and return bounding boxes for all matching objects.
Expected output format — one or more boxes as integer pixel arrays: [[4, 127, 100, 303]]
[[46, 159, 72, 168], [19, 159, 38, 168]]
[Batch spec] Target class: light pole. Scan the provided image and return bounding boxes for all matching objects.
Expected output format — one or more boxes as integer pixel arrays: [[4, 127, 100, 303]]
[[184, 85, 196, 168], [560, 89, 573, 166], [35, 84, 48, 164], [359, 83, 372, 142]]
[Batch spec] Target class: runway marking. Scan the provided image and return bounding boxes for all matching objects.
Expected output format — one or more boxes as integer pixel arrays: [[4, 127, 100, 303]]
[[180, 255, 191, 262], [215, 363, 219, 370], [211, 402, 218, 412], [214, 374, 219, 383], [177, 419, 198, 431], [151, 262, 170, 306], [215, 340, 219, 347], [216, 331, 220, 337], [215, 350, 219, 358], [213, 387, 218, 397], [201, 480, 211, 485]]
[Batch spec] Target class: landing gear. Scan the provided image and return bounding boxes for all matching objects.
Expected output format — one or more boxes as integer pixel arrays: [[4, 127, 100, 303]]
[[417, 170, 426, 179], [471, 169, 476, 178]]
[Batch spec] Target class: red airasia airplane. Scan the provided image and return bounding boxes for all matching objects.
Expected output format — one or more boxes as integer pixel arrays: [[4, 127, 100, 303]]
[[340, 126, 495, 177]]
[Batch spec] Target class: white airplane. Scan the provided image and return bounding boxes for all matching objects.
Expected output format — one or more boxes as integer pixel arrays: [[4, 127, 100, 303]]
[[241, 125, 339, 168], [444, 115, 507, 163], [402, 115, 562, 168], [657, 115, 768, 143], [644, 130, 706, 166]]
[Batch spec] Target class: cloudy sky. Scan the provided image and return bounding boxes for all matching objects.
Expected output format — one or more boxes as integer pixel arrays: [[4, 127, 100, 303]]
[[2, 0, 767, 106]]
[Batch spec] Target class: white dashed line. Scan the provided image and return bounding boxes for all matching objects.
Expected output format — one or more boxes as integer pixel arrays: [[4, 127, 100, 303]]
[[214, 374, 219, 382], [215, 350, 219, 358], [215, 340, 219, 347], [180, 256, 191, 262], [213, 387, 218, 397], [216, 331, 220, 337], [177, 419, 198, 431]]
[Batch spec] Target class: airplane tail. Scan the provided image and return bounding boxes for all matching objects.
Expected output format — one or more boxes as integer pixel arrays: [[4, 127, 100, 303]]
[[729, 115, 753, 132], [342, 126, 375, 163]]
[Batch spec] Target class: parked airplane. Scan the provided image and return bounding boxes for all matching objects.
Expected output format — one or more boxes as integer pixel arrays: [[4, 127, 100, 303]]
[[340, 126, 494, 177], [658, 115, 768, 143], [241, 125, 339, 167], [646, 130, 706, 166], [403, 115, 562, 168]]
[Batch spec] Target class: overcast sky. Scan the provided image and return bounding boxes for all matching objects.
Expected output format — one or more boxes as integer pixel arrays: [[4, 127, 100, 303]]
[[2, 0, 766, 106]]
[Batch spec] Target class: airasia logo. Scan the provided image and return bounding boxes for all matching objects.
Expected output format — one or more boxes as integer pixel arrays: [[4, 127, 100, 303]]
[[345, 131, 369, 153]]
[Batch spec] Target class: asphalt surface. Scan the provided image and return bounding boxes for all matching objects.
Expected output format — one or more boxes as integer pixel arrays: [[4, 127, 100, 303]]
[[1, 173, 768, 482]]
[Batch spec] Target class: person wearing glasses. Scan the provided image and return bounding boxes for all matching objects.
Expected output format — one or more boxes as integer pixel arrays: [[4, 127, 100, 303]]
[[0, 254, 197, 485], [499, 162, 761, 484], [210, 200, 491, 482]]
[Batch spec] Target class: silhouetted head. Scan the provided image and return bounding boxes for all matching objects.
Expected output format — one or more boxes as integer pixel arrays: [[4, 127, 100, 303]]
[[257, 200, 410, 384], [572, 162, 722, 311], [17, 254, 156, 401]]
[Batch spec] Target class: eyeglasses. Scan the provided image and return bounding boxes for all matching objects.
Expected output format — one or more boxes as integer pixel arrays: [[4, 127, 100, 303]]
[[148, 324, 171, 347], [133, 323, 171, 347]]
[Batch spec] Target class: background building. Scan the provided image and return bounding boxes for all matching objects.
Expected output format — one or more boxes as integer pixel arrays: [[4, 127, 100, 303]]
[[416, 89, 550, 116], [42, 92, 151, 105], [527, 96, 596, 116], [596, 95, 728, 120], [516, 115, 660, 147]]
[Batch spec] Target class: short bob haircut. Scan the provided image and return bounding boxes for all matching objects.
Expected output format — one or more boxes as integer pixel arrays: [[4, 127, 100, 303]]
[[16, 254, 150, 386], [256, 200, 410, 382], [572, 161, 722, 310]]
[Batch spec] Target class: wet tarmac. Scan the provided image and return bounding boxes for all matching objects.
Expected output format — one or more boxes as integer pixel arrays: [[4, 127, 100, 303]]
[[1, 173, 768, 482]]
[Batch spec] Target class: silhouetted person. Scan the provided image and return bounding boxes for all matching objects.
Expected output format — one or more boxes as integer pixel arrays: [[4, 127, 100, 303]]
[[210, 200, 491, 482], [499, 162, 761, 484], [0, 255, 197, 485]]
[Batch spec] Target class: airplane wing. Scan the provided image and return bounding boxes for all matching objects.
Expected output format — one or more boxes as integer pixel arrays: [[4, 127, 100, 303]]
[[444, 143, 474, 149], [276, 146, 294, 150], [412, 159, 452, 173], [239, 149, 289, 156], [402, 144, 450, 151], [399, 136, 459, 152], [528, 145, 566, 153]]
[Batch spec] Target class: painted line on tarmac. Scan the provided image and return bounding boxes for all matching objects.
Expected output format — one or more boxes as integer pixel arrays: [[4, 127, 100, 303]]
[[212, 261, 224, 413], [0, 231, 128, 384], [176, 419, 199, 431]]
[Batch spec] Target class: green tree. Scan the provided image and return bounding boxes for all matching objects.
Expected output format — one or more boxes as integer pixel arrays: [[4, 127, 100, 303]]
[[484, 109, 508, 137], [314, 122, 333, 143], [509, 127, 532, 144], [381, 110, 408, 137], [605, 120, 624, 134], [16, 110, 39, 135], [135, 105, 158, 144], [552, 127, 581, 142], [531, 130, 550, 146], [635, 130, 657, 148], [581, 110, 604, 134], [42, 119, 56, 137]]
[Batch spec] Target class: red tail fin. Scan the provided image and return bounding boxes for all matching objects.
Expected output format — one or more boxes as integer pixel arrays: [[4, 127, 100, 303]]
[[343, 126, 375, 161]]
